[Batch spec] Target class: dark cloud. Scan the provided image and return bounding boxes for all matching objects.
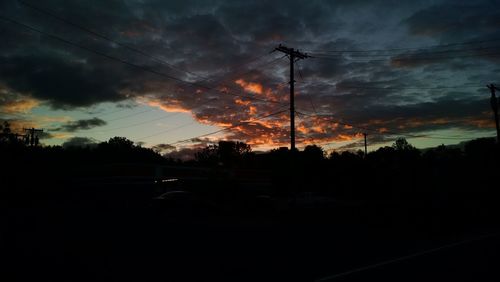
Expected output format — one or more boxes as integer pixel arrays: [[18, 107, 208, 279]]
[[163, 145, 206, 160], [0, 52, 128, 108], [404, 1, 500, 40], [61, 136, 97, 148], [54, 117, 106, 132], [37, 131, 54, 140], [152, 143, 176, 153], [336, 134, 394, 151], [0, 0, 498, 147]]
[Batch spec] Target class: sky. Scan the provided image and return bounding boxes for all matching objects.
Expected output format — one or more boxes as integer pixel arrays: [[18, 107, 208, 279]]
[[1, 0, 499, 157]]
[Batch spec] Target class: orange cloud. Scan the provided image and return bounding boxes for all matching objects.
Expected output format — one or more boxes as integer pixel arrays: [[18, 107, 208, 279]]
[[1, 98, 39, 114], [51, 133, 73, 139], [337, 133, 363, 141], [196, 117, 232, 127], [235, 79, 263, 95], [312, 126, 326, 134], [464, 118, 494, 128], [249, 106, 257, 115], [145, 99, 190, 113], [296, 124, 309, 134], [234, 98, 251, 106]]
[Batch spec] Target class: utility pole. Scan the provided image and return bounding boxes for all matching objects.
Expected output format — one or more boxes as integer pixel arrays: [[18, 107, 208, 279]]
[[363, 133, 368, 157], [23, 127, 43, 147], [487, 84, 500, 143], [275, 44, 310, 152]]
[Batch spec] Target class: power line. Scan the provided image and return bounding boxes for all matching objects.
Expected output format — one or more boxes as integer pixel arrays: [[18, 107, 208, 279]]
[[296, 111, 379, 134], [292, 70, 484, 90], [296, 60, 318, 114], [88, 59, 286, 136], [310, 51, 500, 62], [162, 108, 289, 146], [105, 108, 154, 122], [88, 56, 287, 133], [295, 110, 478, 141], [196, 55, 287, 99], [307, 132, 495, 153], [91, 106, 132, 118], [308, 46, 500, 57], [336, 84, 483, 90], [0, 14, 285, 106], [1, 14, 293, 142], [19, 0, 283, 90], [200, 53, 279, 86], [135, 120, 198, 141], [17, 0, 291, 111], [17, 0, 208, 80], [305, 38, 500, 53], [89, 112, 180, 133]]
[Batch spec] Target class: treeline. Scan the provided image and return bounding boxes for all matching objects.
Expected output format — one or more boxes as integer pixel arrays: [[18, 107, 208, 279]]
[[2, 118, 499, 194], [2, 122, 499, 197], [2, 125, 500, 228]]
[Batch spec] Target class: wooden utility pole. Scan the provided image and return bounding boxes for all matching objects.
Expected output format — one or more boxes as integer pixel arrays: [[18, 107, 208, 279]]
[[487, 84, 500, 143], [363, 133, 368, 156], [275, 44, 310, 151], [23, 127, 43, 147]]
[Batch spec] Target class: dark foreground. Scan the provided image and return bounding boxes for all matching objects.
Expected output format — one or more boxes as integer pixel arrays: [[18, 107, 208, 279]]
[[3, 178, 499, 282]]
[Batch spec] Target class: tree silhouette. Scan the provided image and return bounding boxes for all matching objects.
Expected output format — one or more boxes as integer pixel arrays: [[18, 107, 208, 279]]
[[195, 141, 251, 167], [302, 145, 324, 161], [392, 137, 415, 151], [1, 121, 11, 135], [195, 144, 219, 165], [107, 136, 135, 149]]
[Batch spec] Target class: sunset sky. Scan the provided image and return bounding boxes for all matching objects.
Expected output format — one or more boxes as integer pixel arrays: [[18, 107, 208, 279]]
[[1, 0, 499, 156]]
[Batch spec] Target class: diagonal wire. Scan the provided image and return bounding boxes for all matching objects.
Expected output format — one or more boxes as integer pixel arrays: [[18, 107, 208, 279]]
[[89, 112, 181, 133], [296, 60, 318, 114], [0, 14, 284, 106], [296, 110, 479, 141], [17, 0, 289, 108], [304, 38, 500, 53], [17, 0, 207, 80], [162, 108, 289, 145]]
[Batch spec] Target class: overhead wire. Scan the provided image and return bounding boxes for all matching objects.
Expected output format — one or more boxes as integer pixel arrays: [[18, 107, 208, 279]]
[[304, 38, 500, 53], [296, 60, 319, 114], [17, 0, 208, 80], [138, 107, 289, 144], [5, 6, 494, 149], [134, 120, 199, 141], [295, 110, 482, 144], [308, 46, 500, 58], [16, 0, 289, 109], [87, 112, 181, 133], [309, 51, 500, 62], [0, 14, 284, 106], [0, 14, 293, 142], [336, 84, 484, 90], [18, 0, 283, 90]]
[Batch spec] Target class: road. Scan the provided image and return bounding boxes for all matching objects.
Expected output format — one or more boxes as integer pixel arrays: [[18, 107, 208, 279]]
[[4, 201, 499, 282]]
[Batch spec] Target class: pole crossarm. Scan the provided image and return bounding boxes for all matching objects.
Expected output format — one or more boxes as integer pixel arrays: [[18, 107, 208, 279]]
[[275, 44, 310, 59], [23, 127, 44, 146]]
